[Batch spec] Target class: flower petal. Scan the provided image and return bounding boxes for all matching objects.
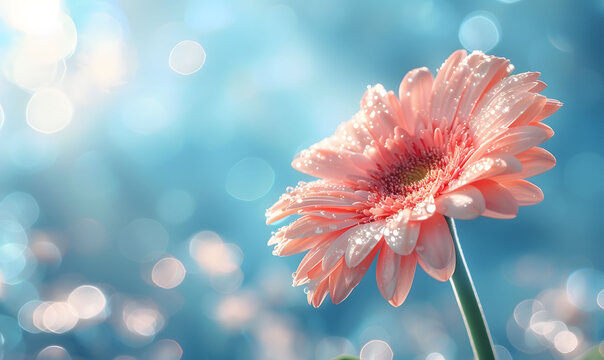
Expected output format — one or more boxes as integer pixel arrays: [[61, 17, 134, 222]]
[[449, 154, 522, 190], [399, 67, 434, 133], [361, 84, 403, 137], [284, 215, 359, 239], [308, 278, 329, 308], [493, 147, 556, 182], [376, 245, 416, 306], [473, 179, 519, 219], [384, 209, 420, 255], [436, 185, 485, 220], [345, 221, 385, 267], [415, 215, 455, 281], [502, 179, 544, 206]]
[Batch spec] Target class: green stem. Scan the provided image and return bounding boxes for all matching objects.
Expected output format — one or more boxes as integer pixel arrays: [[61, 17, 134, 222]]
[[445, 216, 496, 360]]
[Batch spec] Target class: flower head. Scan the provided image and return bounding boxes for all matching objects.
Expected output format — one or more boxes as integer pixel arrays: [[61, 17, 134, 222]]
[[266, 50, 561, 307]]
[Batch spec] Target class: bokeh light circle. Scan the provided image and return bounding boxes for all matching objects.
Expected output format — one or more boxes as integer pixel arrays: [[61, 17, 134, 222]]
[[458, 12, 501, 52], [151, 257, 186, 289], [360, 340, 393, 360], [26, 88, 73, 134], [67, 285, 107, 319], [36, 345, 71, 360], [169, 40, 206, 75], [225, 158, 275, 201]]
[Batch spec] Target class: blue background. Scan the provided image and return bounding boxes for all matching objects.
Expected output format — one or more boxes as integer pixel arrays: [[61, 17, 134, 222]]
[[0, 0, 602, 359]]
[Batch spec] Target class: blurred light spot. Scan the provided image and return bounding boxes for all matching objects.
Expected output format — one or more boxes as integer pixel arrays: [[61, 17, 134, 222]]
[[494, 345, 512, 360], [123, 300, 164, 337], [122, 96, 169, 134], [226, 158, 275, 201], [458, 12, 500, 52], [215, 293, 259, 330], [36, 345, 71, 360], [189, 231, 243, 273], [554, 330, 578, 354], [0, 218, 28, 250], [210, 268, 244, 294], [68, 285, 107, 319], [69, 218, 108, 254], [360, 340, 393, 360], [169, 40, 206, 75], [496, 0, 521, 3], [8, 47, 59, 91], [84, 39, 129, 89], [0, 315, 22, 350], [529, 310, 555, 335], [30, 235, 62, 265], [0, 105, 4, 128], [514, 299, 544, 329], [26, 88, 73, 134], [8, 129, 58, 171], [184, 1, 234, 33], [147, 339, 183, 360], [506, 317, 545, 354], [18, 300, 42, 333], [0, 244, 28, 284], [0, 192, 40, 228], [316, 337, 356, 360], [597, 289, 604, 310], [37, 302, 78, 333], [564, 152, 604, 198], [21, 12, 77, 62], [113, 357, 136, 360], [566, 268, 604, 312], [118, 218, 169, 263], [156, 189, 196, 225], [425, 353, 445, 360], [0, 0, 62, 34], [151, 257, 186, 289]]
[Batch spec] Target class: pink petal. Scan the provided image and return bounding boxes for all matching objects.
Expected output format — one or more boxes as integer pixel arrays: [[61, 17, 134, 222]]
[[361, 84, 403, 136], [308, 278, 329, 308], [436, 185, 485, 220], [470, 92, 539, 146], [449, 154, 522, 190], [493, 147, 556, 182], [531, 99, 562, 124], [322, 227, 355, 271], [415, 215, 455, 282], [284, 215, 359, 239], [345, 221, 385, 267], [464, 126, 549, 165], [328, 244, 380, 304], [510, 95, 546, 127], [473, 179, 519, 219], [430, 50, 467, 123], [293, 239, 335, 285], [376, 245, 416, 306], [292, 147, 371, 183], [399, 67, 433, 133], [456, 55, 512, 121], [472, 72, 541, 119], [502, 180, 544, 206], [328, 264, 350, 304], [384, 209, 420, 255]]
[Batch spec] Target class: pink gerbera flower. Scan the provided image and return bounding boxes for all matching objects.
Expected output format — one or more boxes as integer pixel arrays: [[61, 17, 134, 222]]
[[266, 50, 561, 307]]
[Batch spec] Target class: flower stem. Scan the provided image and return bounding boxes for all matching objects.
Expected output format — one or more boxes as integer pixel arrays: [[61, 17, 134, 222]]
[[445, 216, 496, 360]]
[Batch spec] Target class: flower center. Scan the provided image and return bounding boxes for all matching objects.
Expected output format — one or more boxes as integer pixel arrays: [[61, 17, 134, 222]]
[[375, 150, 447, 199]]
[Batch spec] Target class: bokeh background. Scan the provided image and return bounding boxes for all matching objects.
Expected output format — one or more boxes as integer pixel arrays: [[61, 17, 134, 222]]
[[0, 0, 602, 359]]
